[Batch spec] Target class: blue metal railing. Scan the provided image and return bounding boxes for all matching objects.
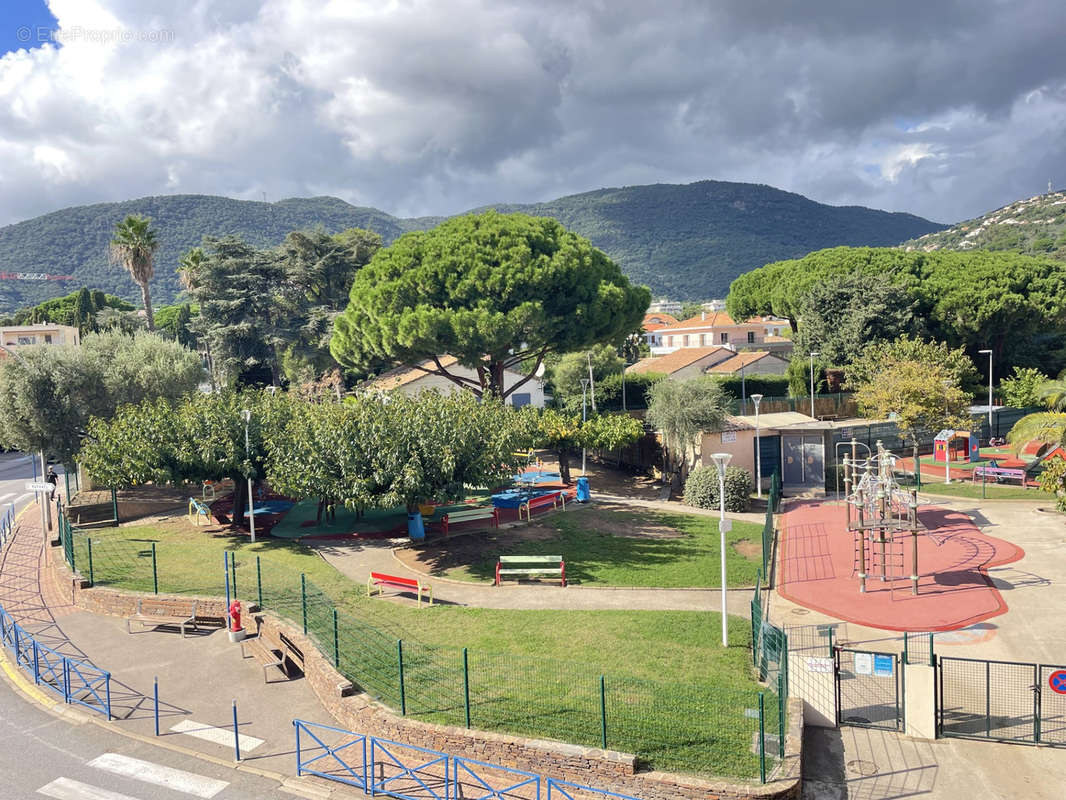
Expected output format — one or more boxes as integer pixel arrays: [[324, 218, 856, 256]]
[[0, 605, 111, 719], [0, 503, 14, 546], [294, 720, 644, 800]]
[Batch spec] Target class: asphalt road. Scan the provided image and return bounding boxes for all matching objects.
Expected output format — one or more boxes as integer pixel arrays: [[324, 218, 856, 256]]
[[0, 450, 54, 519], [0, 674, 297, 799]]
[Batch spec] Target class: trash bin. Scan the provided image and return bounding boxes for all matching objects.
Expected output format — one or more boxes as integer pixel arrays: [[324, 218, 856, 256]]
[[576, 476, 590, 502], [407, 512, 426, 540]]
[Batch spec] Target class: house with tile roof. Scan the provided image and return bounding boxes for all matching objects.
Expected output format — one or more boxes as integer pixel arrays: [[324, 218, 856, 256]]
[[363, 355, 546, 408], [705, 351, 790, 376], [642, 312, 680, 332], [646, 311, 768, 355], [628, 346, 735, 378]]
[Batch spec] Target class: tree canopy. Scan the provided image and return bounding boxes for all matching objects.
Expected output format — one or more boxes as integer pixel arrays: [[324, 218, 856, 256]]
[[727, 247, 1066, 377], [330, 212, 650, 399], [645, 376, 729, 475], [110, 215, 160, 331]]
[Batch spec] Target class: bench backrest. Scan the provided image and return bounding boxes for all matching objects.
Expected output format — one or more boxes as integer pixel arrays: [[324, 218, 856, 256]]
[[527, 492, 559, 505], [447, 507, 495, 521], [977, 466, 1023, 477], [278, 631, 304, 661], [498, 555, 563, 565], [137, 597, 198, 616], [370, 571, 419, 587], [189, 498, 208, 513]]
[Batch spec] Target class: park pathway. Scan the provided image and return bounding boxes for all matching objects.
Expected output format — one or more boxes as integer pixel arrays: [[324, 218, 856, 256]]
[[310, 493, 761, 615]]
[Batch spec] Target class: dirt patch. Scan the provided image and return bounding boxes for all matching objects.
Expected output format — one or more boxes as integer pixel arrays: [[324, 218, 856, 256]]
[[575, 508, 684, 539], [733, 539, 761, 560], [533, 452, 663, 501]]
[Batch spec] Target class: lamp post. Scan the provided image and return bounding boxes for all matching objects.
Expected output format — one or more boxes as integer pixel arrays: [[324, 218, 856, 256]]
[[710, 452, 732, 647], [242, 409, 256, 543], [978, 349, 993, 440], [0, 343, 51, 535], [580, 378, 590, 476], [752, 394, 763, 500], [808, 352, 820, 419]]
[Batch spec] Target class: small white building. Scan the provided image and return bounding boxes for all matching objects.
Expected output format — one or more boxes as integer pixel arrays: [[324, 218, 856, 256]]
[[0, 323, 80, 353], [364, 355, 546, 408]]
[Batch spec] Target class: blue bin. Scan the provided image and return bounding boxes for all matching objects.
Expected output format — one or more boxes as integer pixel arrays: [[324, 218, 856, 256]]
[[407, 512, 426, 540], [576, 476, 590, 502]]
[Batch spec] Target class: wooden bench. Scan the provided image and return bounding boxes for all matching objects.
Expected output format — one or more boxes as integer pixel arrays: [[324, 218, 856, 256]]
[[242, 624, 306, 683], [495, 555, 566, 587], [126, 598, 199, 638], [973, 466, 1026, 486], [440, 506, 499, 535], [188, 497, 212, 526], [367, 572, 433, 607], [518, 491, 565, 522]]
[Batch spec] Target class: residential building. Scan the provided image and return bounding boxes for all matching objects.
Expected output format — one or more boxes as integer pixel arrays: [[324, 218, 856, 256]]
[[647, 298, 683, 315], [705, 351, 790, 376], [0, 323, 81, 355], [628, 346, 734, 379], [700, 299, 726, 311], [647, 311, 766, 355], [363, 355, 546, 408], [642, 312, 679, 332]]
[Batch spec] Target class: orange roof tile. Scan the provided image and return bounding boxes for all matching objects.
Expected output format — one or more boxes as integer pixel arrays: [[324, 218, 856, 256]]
[[628, 347, 731, 375], [705, 352, 775, 373], [657, 311, 745, 331], [366, 355, 460, 391]]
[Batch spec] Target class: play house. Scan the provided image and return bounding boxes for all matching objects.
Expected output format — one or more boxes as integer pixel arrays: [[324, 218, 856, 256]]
[[934, 429, 979, 463]]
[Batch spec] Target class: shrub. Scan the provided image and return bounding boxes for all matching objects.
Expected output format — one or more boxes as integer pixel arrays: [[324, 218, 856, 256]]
[[684, 465, 753, 512]]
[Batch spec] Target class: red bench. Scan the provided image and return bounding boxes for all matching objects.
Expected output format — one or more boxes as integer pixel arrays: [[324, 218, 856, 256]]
[[518, 491, 565, 521], [367, 572, 433, 607]]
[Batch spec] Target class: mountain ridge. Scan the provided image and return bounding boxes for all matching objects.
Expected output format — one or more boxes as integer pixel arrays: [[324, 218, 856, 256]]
[[0, 180, 945, 312]]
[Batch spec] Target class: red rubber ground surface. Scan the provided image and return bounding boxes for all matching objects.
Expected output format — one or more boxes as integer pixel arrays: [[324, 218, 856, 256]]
[[777, 500, 1025, 631]]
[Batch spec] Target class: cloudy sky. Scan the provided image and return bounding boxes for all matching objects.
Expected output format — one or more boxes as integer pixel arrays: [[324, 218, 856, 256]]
[[1, 0, 1065, 228]]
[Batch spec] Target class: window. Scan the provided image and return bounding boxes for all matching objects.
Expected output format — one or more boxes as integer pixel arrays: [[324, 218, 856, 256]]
[[668, 336, 675, 347], [44, 335, 53, 344], [747, 331, 755, 344], [683, 335, 690, 347], [511, 393, 532, 408], [720, 332, 729, 343], [17, 336, 34, 345]]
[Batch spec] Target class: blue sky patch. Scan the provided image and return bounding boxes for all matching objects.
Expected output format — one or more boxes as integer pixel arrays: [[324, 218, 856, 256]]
[[0, 0, 60, 56]]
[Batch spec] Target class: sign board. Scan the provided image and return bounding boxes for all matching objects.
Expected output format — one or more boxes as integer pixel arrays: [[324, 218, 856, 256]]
[[874, 654, 895, 678], [1049, 670, 1066, 695], [25, 482, 52, 492], [721, 430, 737, 443], [806, 657, 834, 674], [719, 518, 733, 533], [854, 652, 873, 676]]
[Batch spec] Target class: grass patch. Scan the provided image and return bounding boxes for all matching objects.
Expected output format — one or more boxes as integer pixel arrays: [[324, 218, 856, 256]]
[[68, 518, 780, 779], [913, 481, 1042, 500], [413, 506, 765, 588]]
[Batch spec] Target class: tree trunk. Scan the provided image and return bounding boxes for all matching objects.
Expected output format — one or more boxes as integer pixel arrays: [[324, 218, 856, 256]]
[[557, 449, 572, 485], [488, 360, 506, 399], [230, 474, 247, 528], [139, 280, 155, 331]]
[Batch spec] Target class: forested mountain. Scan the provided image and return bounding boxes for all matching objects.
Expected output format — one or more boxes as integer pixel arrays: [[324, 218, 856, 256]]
[[0, 181, 943, 311], [902, 190, 1066, 259]]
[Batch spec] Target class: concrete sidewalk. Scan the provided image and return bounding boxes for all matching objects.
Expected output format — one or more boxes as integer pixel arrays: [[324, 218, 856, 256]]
[[0, 513, 344, 797]]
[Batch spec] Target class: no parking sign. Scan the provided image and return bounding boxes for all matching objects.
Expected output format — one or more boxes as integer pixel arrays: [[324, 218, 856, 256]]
[[1049, 670, 1066, 695]]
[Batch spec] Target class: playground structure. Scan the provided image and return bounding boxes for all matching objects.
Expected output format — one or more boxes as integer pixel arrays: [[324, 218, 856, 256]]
[[933, 429, 979, 463], [843, 440, 921, 596]]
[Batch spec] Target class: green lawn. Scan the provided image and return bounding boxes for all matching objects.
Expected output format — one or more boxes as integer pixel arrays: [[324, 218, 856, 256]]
[[421, 506, 765, 588], [913, 481, 1042, 501], [67, 519, 778, 779]]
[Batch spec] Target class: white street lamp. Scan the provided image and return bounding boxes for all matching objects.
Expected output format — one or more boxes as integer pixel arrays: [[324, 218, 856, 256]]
[[752, 394, 764, 500], [710, 451, 733, 647], [979, 349, 993, 439], [809, 352, 820, 419], [242, 409, 256, 543], [580, 378, 590, 476]]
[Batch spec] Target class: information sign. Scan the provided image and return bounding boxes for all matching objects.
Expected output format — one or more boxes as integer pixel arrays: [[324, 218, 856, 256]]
[[854, 652, 873, 676], [874, 654, 895, 677]]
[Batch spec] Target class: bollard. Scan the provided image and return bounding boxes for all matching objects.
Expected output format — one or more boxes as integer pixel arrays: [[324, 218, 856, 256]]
[[232, 700, 241, 762], [154, 676, 159, 736]]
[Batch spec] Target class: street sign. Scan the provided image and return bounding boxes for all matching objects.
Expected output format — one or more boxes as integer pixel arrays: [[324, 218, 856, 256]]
[[25, 482, 52, 492], [1049, 670, 1066, 695]]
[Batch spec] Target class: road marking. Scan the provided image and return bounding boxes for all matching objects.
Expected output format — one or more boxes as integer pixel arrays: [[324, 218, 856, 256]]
[[87, 753, 228, 798], [0, 493, 13, 503], [15, 493, 32, 505], [170, 719, 264, 751], [38, 776, 142, 800]]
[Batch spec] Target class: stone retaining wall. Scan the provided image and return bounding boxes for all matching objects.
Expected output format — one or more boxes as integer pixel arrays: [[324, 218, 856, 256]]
[[48, 542, 802, 798]]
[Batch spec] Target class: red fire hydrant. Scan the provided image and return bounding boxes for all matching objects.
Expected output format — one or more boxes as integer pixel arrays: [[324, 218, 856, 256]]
[[229, 600, 242, 633]]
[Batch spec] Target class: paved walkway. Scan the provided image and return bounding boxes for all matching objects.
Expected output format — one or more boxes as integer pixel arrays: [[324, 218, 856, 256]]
[[310, 494, 762, 614]]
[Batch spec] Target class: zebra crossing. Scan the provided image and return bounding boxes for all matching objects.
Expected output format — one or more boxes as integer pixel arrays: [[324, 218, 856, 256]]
[[36, 753, 230, 799]]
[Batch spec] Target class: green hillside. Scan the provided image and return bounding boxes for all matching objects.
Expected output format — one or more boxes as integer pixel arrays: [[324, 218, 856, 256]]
[[902, 190, 1066, 259], [0, 181, 943, 311]]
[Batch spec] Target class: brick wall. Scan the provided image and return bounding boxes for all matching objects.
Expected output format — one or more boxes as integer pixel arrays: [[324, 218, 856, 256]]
[[47, 543, 802, 798]]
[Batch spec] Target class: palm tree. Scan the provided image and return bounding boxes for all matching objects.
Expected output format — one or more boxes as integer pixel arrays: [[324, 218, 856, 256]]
[[109, 215, 160, 330], [1038, 377, 1066, 411], [1008, 412, 1066, 454]]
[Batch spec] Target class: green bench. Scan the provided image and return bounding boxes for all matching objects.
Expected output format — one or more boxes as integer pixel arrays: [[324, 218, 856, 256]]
[[495, 555, 566, 587]]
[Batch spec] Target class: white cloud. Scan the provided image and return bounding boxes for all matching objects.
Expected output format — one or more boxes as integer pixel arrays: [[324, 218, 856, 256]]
[[0, 0, 1065, 226]]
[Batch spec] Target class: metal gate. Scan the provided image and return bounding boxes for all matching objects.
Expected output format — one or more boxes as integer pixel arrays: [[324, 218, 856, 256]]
[[939, 657, 1066, 745], [835, 648, 900, 730]]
